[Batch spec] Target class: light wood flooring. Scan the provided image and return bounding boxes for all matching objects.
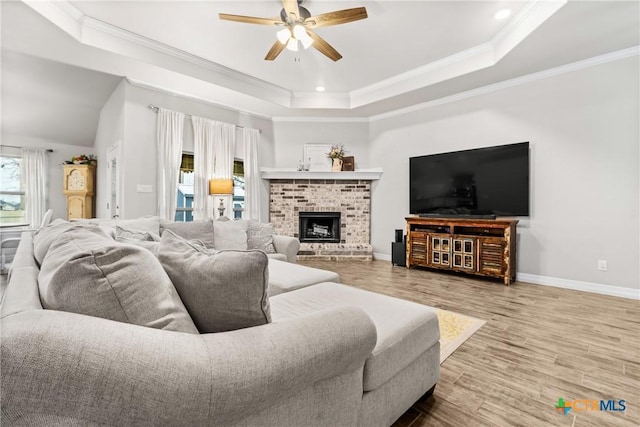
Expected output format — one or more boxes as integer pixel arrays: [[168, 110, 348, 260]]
[[299, 259, 640, 427]]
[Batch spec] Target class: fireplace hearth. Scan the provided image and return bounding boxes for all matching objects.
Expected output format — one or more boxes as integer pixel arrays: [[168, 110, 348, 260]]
[[269, 179, 373, 260], [299, 212, 340, 243]]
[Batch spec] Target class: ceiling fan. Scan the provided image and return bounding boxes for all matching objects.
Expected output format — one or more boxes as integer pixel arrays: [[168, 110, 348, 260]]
[[219, 0, 368, 61]]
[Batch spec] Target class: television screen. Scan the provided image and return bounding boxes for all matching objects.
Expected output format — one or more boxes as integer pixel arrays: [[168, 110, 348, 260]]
[[409, 142, 529, 217]]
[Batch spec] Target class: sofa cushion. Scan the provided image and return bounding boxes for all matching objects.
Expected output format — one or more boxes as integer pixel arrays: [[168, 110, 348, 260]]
[[33, 219, 88, 265], [267, 259, 340, 296], [270, 282, 440, 391], [160, 219, 214, 248], [38, 227, 198, 334], [213, 219, 249, 250], [247, 221, 276, 253], [158, 230, 271, 333]]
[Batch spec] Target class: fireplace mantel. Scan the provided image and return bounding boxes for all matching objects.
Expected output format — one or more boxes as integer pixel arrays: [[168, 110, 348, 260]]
[[260, 168, 383, 181]]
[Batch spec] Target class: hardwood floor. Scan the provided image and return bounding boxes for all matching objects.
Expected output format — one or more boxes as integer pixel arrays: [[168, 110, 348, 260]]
[[299, 259, 640, 427]]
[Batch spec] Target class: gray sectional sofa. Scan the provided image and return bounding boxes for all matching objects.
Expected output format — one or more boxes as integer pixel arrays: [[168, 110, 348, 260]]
[[1, 217, 440, 426]]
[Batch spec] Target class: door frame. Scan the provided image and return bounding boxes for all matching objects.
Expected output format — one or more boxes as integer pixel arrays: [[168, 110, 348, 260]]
[[106, 141, 123, 219]]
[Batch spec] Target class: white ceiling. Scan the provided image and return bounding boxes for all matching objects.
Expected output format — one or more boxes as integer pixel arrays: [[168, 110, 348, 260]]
[[1, 1, 639, 146]]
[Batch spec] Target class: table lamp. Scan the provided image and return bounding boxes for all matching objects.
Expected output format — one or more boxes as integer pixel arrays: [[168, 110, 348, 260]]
[[208, 178, 234, 217]]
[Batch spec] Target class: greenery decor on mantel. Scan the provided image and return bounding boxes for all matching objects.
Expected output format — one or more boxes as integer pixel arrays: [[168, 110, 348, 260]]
[[327, 144, 345, 172]]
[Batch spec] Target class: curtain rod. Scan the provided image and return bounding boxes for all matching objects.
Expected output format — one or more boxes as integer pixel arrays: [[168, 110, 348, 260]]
[[1, 145, 53, 152], [147, 104, 262, 134]]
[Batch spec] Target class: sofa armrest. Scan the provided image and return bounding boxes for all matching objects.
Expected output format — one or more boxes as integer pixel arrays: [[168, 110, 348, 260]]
[[1, 307, 376, 426], [272, 234, 300, 263]]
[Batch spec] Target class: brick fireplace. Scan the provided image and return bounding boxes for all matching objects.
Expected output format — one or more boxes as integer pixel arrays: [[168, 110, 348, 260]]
[[269, 179, 374, 261]]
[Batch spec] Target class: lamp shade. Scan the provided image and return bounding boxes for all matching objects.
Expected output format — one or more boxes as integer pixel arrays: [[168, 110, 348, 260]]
[[209, 179, 233, 195]]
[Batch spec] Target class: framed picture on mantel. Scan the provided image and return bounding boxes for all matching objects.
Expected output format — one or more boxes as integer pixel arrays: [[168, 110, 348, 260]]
[[303, 144, 332, 172], [342, 156, 355, 171]]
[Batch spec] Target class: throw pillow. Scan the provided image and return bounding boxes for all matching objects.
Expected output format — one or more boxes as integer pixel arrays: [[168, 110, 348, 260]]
[[247, 221, 277, 253], [114, 236, 160, 257], [39, 227, 198, 334], [160, 219, 214, 248], [213, 219, 249, 250], [157, 230, 271, 333], [115, 226, 160, 242], [71, 216, 161, 236], [33, 219, 96, 265]]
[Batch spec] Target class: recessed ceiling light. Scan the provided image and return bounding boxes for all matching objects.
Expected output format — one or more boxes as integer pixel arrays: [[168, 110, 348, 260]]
[[316, 86, 326, 92], [494, 9, 511, 20]]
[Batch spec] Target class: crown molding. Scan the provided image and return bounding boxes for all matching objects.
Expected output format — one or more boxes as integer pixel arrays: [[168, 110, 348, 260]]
[[125, 78, 274, 121], [24, 0, 293, 107], [23, 0, 569, 113], [370, 46, 640, 122], [350, 0, 567, 108], [271, 116, 369, 123]]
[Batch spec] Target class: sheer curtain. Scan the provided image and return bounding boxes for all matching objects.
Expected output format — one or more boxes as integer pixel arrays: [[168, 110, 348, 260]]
[[156, 108, 185, 220], [191, 116, 215, 220], [212, 121, 236, 218], [241, 128, 261, 221], [20, 148, 48, 227]]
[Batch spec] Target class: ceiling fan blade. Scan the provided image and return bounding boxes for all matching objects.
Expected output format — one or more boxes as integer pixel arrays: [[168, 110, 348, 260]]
[[305, 7, 368, 28], [219, 13, 282, 26], [281, 0, 300, 20], [265, 40, 286, 61], [307, 30, 342, 62]]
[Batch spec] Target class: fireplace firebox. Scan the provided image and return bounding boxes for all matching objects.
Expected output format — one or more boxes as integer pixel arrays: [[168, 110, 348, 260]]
[[299, 212, 340, 243]]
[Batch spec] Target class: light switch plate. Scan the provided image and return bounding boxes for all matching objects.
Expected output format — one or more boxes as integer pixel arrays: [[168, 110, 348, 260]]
[[137, 184, 152, 193]]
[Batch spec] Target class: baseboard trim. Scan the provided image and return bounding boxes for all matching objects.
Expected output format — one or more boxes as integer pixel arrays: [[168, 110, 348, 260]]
[[516, 273, 639, 300], [373, 252, 391, 261], [371, 253, 639, 300]]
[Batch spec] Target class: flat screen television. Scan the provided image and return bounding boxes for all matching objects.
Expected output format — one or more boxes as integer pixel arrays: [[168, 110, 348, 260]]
[[409, 142, 529, 218]]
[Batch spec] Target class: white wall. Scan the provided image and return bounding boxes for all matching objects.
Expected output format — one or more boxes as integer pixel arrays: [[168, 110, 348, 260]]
[[369, 57, 639, 291], [93, 81, 275, 220], [272, 120, 370, 169]]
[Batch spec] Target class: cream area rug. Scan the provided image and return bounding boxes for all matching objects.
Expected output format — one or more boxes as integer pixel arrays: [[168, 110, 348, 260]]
[[436, 309, 486, 363]]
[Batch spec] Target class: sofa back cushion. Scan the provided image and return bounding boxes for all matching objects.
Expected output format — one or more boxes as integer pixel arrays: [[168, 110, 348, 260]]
[[38, 227, 198, 334], [160, 219, 214, 248], [158, 230, 271, 333], [212, 219, 249, 250]]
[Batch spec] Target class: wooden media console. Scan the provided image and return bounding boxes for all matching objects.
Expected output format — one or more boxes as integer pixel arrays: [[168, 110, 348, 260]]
[[405, 216, 518, 285]]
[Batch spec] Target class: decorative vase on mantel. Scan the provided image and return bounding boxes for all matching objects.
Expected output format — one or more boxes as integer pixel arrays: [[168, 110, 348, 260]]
[[332, 158, 343, 172]]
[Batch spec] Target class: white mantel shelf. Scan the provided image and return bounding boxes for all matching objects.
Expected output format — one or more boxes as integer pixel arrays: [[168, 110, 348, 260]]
[[260, 168, 383, 181]]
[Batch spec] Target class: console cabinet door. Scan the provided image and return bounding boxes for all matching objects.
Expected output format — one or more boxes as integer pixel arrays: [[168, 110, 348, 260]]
[[410, 231, 429, 266], [478, 237, 506, 276]]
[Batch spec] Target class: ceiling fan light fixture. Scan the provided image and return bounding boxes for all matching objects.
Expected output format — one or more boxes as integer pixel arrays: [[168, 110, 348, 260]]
[[286, 37, 299, 51], [299, 32, 314, 49], [292, 24, 306, 39], [276, 27, 291, 44]]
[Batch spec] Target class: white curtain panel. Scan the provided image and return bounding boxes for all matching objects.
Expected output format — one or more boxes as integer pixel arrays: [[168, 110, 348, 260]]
[[212, 121, 236, 217], [156, 108, 185, 220], [242, 128, 261, 221], [191, 116, 216, 220], [20, 148, 48, 227]]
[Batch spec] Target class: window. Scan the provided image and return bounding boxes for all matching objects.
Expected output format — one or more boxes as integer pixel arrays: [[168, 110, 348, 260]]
[[0, 156, 26, 225], [175, 153, 194, 222], [232, 160, 245, 219], [174, 155, 244, 221]]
